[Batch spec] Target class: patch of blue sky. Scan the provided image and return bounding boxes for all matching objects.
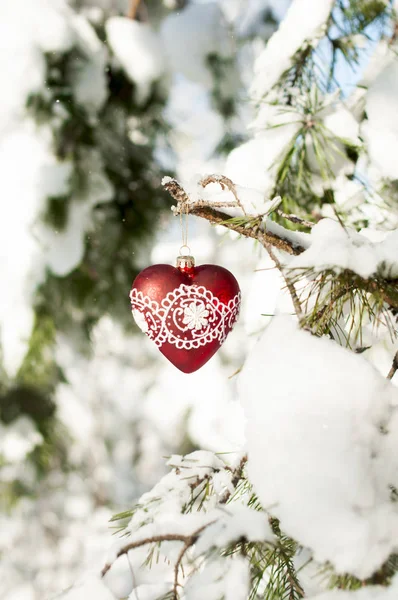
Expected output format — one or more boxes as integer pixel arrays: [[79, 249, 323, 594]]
[[314, 1, 393, 97]]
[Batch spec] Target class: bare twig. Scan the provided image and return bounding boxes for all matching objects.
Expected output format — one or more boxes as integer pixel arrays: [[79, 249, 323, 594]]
[[199, 174, 247, 215], [101, 521, 215, 598], [101, 534, 190, 578], [165, 175, 248, 216], [173, 542, 190, 599], [127, 0, 141, 20], [163, 177, 303, 255], [163, 178, 190, 206], [276, 210, 314, 229], [265, 244, 303, 320], [172, 523, 215, 600], [387, 351, 398, 380]]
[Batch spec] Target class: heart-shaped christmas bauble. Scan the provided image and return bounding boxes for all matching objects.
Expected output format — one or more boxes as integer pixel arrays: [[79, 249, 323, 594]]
[[130, 259, 241, 373]]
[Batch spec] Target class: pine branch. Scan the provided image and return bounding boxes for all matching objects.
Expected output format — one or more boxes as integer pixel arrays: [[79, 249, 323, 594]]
[[196, 205, 301, 255], [163, 177, 303, 256], [219, 455, 248, 504], [101, 522, 214, 579], [289, 267, 397, 345], [162, 176, 398, 316], [269, 518, 305, 600]]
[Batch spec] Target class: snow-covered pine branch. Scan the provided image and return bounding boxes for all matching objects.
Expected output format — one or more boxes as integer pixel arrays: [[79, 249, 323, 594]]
[[3, 0, 398, 599], [99, 451, 304, 600], [164, 174, 398, 337]]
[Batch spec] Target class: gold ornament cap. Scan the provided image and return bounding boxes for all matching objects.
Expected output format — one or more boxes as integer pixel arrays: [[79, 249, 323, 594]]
[[176, 255, 195, 270]]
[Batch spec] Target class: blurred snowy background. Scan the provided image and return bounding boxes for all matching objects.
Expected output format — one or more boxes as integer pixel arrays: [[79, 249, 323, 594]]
[[2, 0, 398, 598], [0, 1, 293, 598]]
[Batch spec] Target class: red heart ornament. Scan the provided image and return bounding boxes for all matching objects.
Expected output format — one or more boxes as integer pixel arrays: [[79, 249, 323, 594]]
[[130, 260, 241, 373]]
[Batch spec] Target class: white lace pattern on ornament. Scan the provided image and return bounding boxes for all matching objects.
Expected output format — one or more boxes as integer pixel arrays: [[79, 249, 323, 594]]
[[130, 284, 241, 350]]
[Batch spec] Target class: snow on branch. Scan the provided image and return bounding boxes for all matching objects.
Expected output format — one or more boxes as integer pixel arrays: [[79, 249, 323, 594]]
[[99, 451, 303, 600], [162, 175, 398, 321], [162, 174, 308, 255], [239, 316, 398, 580], [250, 0, 334, 100]]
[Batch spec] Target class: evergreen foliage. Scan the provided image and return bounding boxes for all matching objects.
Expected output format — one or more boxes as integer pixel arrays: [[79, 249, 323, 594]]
[[2, 1, 398, 599]]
